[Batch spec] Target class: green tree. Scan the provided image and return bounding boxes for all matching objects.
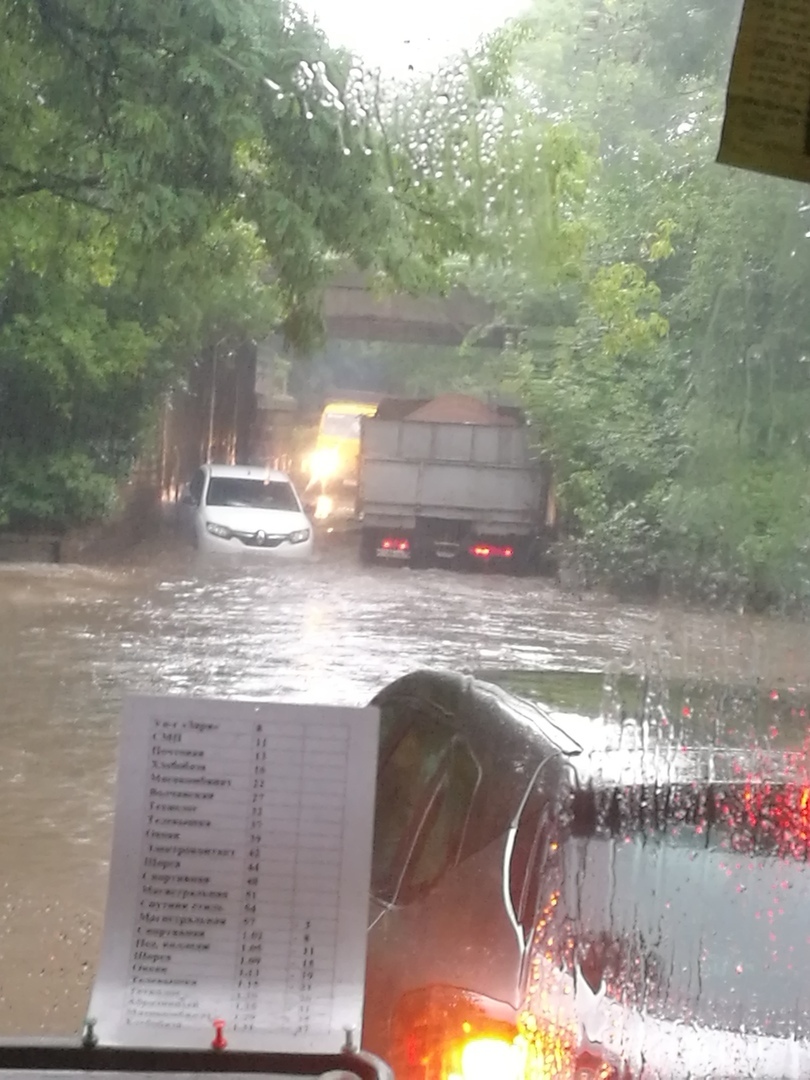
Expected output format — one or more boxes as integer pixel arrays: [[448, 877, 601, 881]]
[[0, 0, 472, 529], [497, 0, 810, 608], [379, 16, 676, 579]]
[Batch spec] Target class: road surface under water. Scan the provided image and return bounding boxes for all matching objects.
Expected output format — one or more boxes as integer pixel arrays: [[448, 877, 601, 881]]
[[1, 541, 809, 1036]]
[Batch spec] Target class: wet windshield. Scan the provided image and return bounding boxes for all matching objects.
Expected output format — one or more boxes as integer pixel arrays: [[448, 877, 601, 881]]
[[556, 819, 810, 1037], [205, 478, 299, 511], [4, 0, 810, 1067], [320, 413, 362, 439]]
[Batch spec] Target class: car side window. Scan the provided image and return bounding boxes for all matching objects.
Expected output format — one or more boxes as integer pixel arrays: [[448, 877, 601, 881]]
[[371, 705, 479, 906], [397, 739, 480, 904], [372, 715, 448, 903], [188, 468, 205, 506]]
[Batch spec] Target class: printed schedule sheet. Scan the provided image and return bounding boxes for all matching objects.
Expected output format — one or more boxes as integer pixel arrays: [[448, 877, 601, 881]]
[[88, 695, 380, 1052]]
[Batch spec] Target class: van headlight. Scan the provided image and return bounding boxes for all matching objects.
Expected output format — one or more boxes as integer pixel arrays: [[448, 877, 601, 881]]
[[310, 447, 340, 482], [205, 522, 231, 539], [289, 529, 311, 544]]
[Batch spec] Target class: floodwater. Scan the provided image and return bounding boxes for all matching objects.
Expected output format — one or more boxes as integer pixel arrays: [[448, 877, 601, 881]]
[[1, 541, 809, 1036]]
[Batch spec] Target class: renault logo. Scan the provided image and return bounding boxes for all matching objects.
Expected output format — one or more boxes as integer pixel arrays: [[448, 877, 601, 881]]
[[256, 531, 266, 544]]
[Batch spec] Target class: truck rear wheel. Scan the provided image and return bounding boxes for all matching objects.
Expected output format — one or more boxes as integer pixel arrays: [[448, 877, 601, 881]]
[[407, 534, 433, 570], [359, 527, 378, 565], [510, 537, 539, 576]]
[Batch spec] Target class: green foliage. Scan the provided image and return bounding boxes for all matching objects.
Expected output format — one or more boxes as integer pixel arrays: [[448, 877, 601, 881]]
[[521, 270, 679, 538], [368, 28, 594, 301], [0, 447, 117, 530], [370, 0, 810, 611], [0, 0, 474, 528], [454, 0, 810, 610], [662, 453, 810, 610], [5, 0, 810, 612]]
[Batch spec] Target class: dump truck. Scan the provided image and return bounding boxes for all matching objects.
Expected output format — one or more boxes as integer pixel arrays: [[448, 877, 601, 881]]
[[356, 394, 554, 571]]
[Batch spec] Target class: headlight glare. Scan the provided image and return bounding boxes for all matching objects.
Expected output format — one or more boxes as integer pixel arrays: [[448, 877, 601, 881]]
[[310, 447, 340, 481], [314, 495, 334, 520]]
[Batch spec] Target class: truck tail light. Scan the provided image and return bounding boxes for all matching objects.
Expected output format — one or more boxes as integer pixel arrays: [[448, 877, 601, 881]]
[[386, 985, 625, 1080], [390, 985, 519, 1080], [469, 544, 514, 559], [381, 537, 410, 552], [447, 1034, 527, 1079], [388, 984, 583, 1080]]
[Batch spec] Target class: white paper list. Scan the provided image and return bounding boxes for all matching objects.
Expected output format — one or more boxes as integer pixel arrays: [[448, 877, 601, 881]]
[[88, 695, 380, 1053]]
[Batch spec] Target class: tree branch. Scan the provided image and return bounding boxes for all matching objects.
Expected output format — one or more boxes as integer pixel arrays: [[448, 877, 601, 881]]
[[0, 160, 104, 189], [0, 174, 112, 213]]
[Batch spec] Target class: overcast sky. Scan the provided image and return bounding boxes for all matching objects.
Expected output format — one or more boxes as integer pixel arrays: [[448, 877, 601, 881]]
[[302, 0, 527, 76]]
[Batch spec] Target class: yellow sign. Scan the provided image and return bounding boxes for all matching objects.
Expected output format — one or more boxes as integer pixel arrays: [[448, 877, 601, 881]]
[[718, 0, 810, 184]]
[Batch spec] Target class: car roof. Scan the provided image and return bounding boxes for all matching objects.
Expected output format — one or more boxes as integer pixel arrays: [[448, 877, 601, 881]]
[[372, 669, 583, 760], [203, 463, 292, 483], [372, 670, 810, 811]]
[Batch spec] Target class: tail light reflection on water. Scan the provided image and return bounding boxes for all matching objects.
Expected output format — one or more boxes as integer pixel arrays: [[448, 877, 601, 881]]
[[732, 729, 810, 858], [314, 494, 334, 520]]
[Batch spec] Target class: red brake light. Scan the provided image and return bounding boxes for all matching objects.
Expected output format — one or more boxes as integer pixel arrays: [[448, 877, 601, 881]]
[[469, 544, 513, 559], [389, 986, 522, 1080], [386, 985, 622, 1080], [381, 537, 410, 552], [733, 779, 810, 856]]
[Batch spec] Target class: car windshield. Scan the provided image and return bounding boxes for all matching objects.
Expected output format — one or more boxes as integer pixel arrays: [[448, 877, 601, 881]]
[[205, 478, 299, 512], [320, 412, 362, 438]]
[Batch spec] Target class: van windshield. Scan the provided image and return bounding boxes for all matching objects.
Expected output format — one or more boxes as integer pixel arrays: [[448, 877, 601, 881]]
[[547, 791, 810, 1039], [320, 412, 362, 438], [205, 478, 299, 512]]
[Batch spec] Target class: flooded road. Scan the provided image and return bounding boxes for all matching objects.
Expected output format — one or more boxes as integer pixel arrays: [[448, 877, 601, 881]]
[[1, 543, 809, 1036]]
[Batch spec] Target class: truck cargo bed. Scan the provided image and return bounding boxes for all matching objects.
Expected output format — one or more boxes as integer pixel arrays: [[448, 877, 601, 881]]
[[359, 419, 543, 529]]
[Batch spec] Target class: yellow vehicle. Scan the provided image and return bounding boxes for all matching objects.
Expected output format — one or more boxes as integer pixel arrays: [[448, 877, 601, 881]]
[[306, 399, 379, 511]]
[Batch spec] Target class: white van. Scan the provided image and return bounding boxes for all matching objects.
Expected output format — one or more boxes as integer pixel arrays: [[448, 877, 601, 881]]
[[182, 464, 313, 559]]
